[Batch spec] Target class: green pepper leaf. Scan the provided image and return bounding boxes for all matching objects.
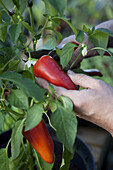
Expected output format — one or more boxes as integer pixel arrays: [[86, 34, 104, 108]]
[[0, 112, 4, 131], [8, 59, 20, 71], [11, 119, 25, 160], [9, 22, 22, 44], [0, 79, 1, 87], [45, 27, 62, 41], [89, 30, 108, 56], [25, 103, 44, 131], [0, 11, 7, 42], [0, 25, 7, 42], [0, 71, 46, 102], [43, 0, 58, 16], [19, 33, 27, 44], [0, 148, 9, 170], [60, 42, 76, 69], [51, 105, 77, 153], [35, 151, 54, 170], [8, 89, 29, 110], [2, 10, 11, 23], [12, 0, 20, 9], [59, 96, 73, 111], [38, 37, 56, 50], [48, 0, 67, 16], [19, 0, 29, 14], [49, 101, 57, 113], [53, 16, 77, 36], [76, 30, 84, 43], [22, 21, 37, 35], [97, 28, 113, 37], [9, 147, 27, 170], [60, 146, 75, 170]]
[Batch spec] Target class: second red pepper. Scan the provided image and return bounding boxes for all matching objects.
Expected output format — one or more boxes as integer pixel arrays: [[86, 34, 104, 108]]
[[23, 119, 54, 164]]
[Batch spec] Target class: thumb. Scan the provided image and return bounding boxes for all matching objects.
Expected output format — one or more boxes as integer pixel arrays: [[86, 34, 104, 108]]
[[67, 70, 97, 89]]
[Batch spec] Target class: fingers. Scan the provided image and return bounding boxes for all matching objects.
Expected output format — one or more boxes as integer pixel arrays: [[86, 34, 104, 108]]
[[36, 71, 98, 93], [59, 35, 76, 46], [67, 70, 98, 89], [36, 77, 78, 99], [35, 77, 69, 95]]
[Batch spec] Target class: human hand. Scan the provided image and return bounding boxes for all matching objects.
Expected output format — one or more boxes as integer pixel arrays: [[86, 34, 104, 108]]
[[36, 71, 113, 136]]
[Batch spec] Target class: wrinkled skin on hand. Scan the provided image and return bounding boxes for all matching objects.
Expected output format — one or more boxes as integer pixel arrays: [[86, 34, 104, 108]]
[[36, 20, 113, 136], [36, 71, 113, 137]]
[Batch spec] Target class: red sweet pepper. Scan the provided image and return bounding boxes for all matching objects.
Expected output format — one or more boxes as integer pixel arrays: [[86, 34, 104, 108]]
[[23, 119, 54, 163], [33, 55, 77, 90]]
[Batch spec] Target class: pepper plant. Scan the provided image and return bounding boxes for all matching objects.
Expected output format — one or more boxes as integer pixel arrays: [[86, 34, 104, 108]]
[[0, 0, 113, 170]]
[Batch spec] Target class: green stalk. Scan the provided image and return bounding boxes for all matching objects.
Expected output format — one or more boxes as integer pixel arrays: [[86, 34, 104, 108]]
[[6, 138, 11, 152], [28, 1, 36, 51], [28, 51, 32, 60], [70, 53, 82, 69], [1, 86, 16, 121], [0, 0, 9, 14], [1, 86, 23, 120], [6, 107, 24, 118], [27, 140, 34, 170], [34, 149, 43, 170], [53, 16, 77, 36], [29, 6, 35, 33], [2, 101, 16, 121], [38, 18, 48, 35], [88, 47, 113, 57]]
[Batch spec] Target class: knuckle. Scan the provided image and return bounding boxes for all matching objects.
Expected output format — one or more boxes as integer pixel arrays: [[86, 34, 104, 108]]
[[74, 97, 82, 108], [76, 74, 86, 82]]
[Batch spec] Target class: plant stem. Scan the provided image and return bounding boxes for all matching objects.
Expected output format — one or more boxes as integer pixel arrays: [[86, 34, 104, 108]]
[[70, 53, 82, 69], [53, 16, 77, 36], [6, 107, 24, 118], [5, 138, 11, 160], [0, 51, 22, 72], [27, 140, 34, 170], [38, 18, 48, 35], [34, 149, 43, 170], [28, 0, 36, 51], [1, 86, 16, 121], [6, 138, 11, 152], [29, 7, 35, 33], [2, 101, 16, 121], [28, 51, 32, 60], [1, 86, 24, 119]]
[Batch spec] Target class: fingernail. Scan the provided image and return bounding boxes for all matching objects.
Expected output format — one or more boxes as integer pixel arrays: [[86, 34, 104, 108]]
[[67, 70, 74, 75]]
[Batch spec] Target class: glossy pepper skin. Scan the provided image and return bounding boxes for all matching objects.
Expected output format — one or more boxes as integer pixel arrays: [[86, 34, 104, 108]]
[[33, 55, 76, 90], [23, 119, 54, 164]]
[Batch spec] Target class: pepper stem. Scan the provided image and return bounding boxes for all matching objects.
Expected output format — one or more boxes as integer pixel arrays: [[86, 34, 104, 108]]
[[27, 140, 34, 170]]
